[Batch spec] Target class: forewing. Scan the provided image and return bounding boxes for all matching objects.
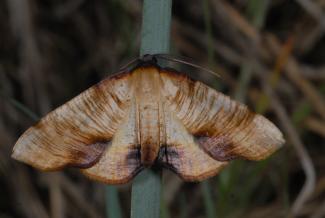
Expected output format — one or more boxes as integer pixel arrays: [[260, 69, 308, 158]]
[[160, 70, 284, 161], [12, 73, 132, 171]]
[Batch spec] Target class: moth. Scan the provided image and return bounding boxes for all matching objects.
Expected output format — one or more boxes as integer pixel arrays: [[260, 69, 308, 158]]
[[12, 55, 285, 184]]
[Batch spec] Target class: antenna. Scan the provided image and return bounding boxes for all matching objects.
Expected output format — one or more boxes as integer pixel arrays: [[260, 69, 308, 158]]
[[155, 54, 220, 78], [118, 57, 139, 71]]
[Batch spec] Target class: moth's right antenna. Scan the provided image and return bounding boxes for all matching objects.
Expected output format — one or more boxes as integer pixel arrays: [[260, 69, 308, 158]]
[[155, 54, 220, 78]]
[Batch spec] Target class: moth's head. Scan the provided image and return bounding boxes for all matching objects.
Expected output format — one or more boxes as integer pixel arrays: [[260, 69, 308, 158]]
[[134, 54, 159, 68], [141, 54, 158, 63]]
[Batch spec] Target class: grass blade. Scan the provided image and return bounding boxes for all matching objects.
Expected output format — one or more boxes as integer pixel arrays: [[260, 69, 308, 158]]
[[200, 180, 217, 218], [130, 1, 172, 218], [106, 186, 122, 218]]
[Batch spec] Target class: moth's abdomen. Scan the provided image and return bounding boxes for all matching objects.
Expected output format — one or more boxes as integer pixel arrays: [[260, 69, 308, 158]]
[[138, 101, 160, 165], [133, 67, 162, 165]]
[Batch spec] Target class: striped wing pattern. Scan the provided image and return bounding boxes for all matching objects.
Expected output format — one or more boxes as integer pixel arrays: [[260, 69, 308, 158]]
[[12, 65, 284, 184]]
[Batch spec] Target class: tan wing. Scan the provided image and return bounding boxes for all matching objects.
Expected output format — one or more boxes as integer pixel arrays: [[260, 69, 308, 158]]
[[157, 103, 227, 181], [160, 69, 284, 162], [12, 73, 136, 175], [82, 100, 143, 184]]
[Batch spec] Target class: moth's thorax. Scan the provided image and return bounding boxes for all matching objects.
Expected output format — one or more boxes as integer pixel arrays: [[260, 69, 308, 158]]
[[132, 67, 163, 166]]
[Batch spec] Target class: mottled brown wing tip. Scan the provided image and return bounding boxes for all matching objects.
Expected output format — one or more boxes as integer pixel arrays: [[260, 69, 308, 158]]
[[249, 115, 285, 160], [258, 114, 285, 144], [11, 126, 109, 172], [11, 146, 24, 164], [11, 136, 46, 170], [11, 144, 59, 172]]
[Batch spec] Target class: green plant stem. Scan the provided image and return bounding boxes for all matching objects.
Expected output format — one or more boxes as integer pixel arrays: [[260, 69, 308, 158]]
[[219, 1, 270, 217], [130, 1, 172, 218], [203, 0, 214, 65], [106, 186, 122, 218], [139, 0, 171, 55], [131, 170, 163, 218], [0, 91, 39, 121], [201, 180, 217, 218], [201, 1, 218, 217], [235, 0, 270, 102]]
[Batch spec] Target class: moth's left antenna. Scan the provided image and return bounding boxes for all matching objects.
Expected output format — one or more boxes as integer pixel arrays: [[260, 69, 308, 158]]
[[119, 57, 140, 72]]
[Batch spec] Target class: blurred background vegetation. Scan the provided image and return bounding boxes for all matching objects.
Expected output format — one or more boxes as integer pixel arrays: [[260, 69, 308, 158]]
[[0, 0, 325, 218]]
